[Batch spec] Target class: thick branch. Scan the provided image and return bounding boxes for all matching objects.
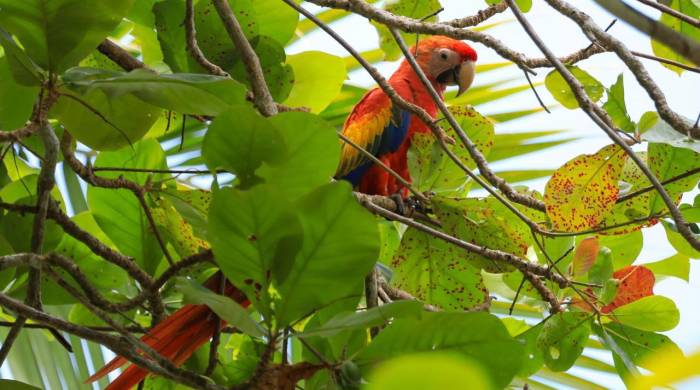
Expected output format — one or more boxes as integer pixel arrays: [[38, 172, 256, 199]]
[[637, 0, 700, 28], [185, 0, 229, 77], [547, 0, 700, 139], [211, 0, 277, 116], [594, 0, 700, 65], [356, 193, 570, 287]]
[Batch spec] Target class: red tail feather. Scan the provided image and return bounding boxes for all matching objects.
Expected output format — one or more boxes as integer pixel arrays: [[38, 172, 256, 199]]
[[86, 273, 249, 390]]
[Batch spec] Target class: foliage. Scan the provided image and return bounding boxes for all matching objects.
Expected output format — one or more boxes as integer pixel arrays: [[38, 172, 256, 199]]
[[0, 0, 697, 390]]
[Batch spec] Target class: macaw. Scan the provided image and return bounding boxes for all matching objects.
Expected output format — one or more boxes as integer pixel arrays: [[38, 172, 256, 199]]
[[86, 36, 477, 390], [335, 36, 477, 197]]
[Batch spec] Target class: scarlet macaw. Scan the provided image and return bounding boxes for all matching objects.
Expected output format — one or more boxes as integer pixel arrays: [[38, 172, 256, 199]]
[[336, 36, 477, 196], [87, 36, 477, 390]]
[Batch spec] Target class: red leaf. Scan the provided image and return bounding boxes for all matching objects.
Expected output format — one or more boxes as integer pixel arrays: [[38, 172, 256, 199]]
[[601, 266, 655, 313], [572, 237, 599, 276]]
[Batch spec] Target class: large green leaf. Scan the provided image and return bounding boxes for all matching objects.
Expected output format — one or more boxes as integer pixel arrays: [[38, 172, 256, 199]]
[[202, 105, 286, 187], [258, 111, 339, 201], [365, 353, 493, 390], [609, 295, 680, 332], [275, 182, 379, 326], [545, 66, 604, 109], [651, 0, 700, 74], [284, 51, 346, 113], [644, 253, 690, 281], [0, 55, 38, 129], [391, 227, 489, 311], [647, 142, 700, 214], [209, 184, 303, 318], [0, 29, 44, 85], [0, 0, 134, 72], [408, 105, 494, 194], [356, 312, 524, 388], [87, 139, 168, 274], [536, 312, 591, 371], [64, 68, 248, 116], [599, 323, 683, 373], [52, 86, 161, 151]]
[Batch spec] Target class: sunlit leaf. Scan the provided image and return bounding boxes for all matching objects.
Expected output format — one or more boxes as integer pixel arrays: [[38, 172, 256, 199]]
[[610, 295, 679, 332], [284, 51, 346, 113], [545, 66, 604, 109], [536, 312, 591, 371], [572, 237, 599, 276], [602, 74, 635, 132], [0, 0, 134, 72], [544, 144, 627, 232], [644, 253, 690, 281], [356, 312, 524, 388], [651, 0, 700, 74]]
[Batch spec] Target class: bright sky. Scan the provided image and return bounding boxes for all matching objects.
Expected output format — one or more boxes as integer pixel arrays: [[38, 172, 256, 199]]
[[289, 1, 700, 388]]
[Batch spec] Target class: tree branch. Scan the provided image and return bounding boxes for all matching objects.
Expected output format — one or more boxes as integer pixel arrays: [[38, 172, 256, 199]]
[[507, 0, 700, 253], [211, 0, 277, 116], [185, 0, 229, 77]]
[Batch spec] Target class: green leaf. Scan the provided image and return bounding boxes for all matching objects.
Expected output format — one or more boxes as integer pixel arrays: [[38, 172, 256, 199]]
[[202, 105, 286, 187], [390, 227, 490, 311], [52, 86, 161, 151], [409, 105, 494, 194], [644, 253, 690, 281], [258, 112, 340, 201], [372, 0, 442, 60], [664, 220, 700, 257], [50, 212, 131, 303], [0, 0, 134, 72], [0, 379, 42, 390], [610, 295, 680, 332], [651, 0, 700, 74], [176, 278, 264, 337], [0, 55, 38, 129], [602, 74, 635, 132], [0, 28, 44, 85], [284, 51, 346, 113], [433, 196, 529, 273], [356, 312, 524, 388], [597, 230, 644, 269], [298, 301, 423, 338], [275, 182, 379, 326], [87, 139, 168, 275], [515, 322, 545, 376], [64, 68, 248, 116], [544, 66, 604, 109], [253, 0, 299, 45], [365, 353, 493, 390], [600, 323, 683, 372], [536, 312, 591, 371], [208, 184, 303, 317], [588, 247, 613, 285], [151, 197, 208, 258], [599, 153, 654, 234], [647, 142, 700, 214], [544, 144, 627, 232]]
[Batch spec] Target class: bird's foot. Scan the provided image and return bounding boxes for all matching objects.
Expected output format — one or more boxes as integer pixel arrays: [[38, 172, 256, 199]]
[[389, 193, 409, 216]]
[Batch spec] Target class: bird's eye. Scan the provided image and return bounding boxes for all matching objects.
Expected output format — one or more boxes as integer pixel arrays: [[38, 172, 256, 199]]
[[440, 51, 449, 60]]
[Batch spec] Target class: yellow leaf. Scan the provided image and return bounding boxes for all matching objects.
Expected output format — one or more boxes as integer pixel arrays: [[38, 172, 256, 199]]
[[544, 144, 627, 232], [630, 347, 700, 389]]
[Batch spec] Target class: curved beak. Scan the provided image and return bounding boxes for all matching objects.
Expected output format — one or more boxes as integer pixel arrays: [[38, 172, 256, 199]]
[[455, 60, 476, 97]]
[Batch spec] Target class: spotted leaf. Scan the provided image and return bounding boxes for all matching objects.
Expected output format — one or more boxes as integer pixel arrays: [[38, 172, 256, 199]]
[[544, 144, 627, 232]]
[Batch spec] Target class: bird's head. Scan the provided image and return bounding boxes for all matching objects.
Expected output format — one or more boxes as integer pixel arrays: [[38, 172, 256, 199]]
[[411, 36, 477, 96]]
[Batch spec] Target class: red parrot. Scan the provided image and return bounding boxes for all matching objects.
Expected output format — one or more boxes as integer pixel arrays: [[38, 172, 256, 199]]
[[335, 36, 477, 196], [86, 36, 476, 390]]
